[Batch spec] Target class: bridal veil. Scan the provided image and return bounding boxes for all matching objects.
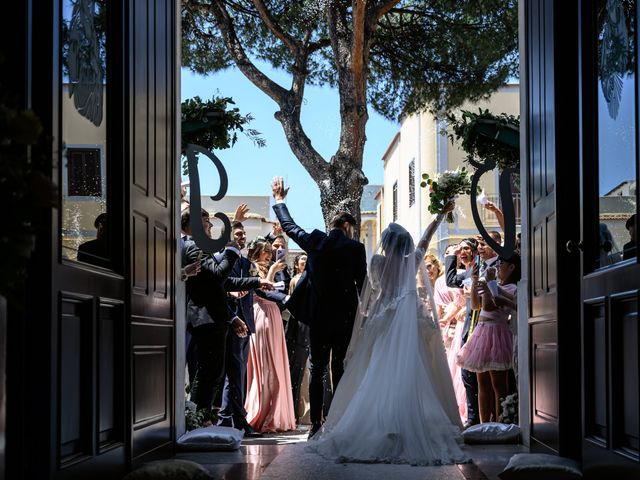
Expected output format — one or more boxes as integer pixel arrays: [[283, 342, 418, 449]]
[[306, 223, 468, 465]]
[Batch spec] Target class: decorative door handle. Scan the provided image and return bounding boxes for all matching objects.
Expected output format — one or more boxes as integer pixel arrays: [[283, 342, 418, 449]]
[[565, 240, 584, 253]]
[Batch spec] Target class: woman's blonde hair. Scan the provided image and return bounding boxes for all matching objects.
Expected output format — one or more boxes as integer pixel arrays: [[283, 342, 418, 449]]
[[424, 253, 443, 278]]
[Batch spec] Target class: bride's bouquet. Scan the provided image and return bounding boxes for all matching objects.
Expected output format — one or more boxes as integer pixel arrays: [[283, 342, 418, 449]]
[[420, 167, 476, 223]]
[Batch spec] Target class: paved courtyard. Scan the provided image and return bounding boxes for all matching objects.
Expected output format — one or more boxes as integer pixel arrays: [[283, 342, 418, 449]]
[[176, 428, 527, 480]]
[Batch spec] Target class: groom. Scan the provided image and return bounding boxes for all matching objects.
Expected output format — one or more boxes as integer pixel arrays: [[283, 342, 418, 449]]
[[271, 177, 367, 438]]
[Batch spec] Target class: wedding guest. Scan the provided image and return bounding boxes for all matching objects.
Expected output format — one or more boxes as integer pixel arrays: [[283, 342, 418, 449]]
[[446, 238, 481, 428], [477, 232, 500, 277], [218, 219, 272, 437], [180, 209, 203, 392], [286, 253, 311, 424], [484, 201, 505, 233], [623, 214, 636, 260], [270, 233, 292, 294], [458, 254, 520, 423], [424, 253, 442, 289], [433, 247, 468, 424], [184, 211, 249, 423], [244, 237, 296, 432]]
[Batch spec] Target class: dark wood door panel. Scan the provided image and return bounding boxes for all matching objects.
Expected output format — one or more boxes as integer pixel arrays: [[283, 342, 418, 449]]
[[530, 321, 559, 452], [131, 324, 173, 460], [583, 299, 608, 447], [610, 292, 639, 458]]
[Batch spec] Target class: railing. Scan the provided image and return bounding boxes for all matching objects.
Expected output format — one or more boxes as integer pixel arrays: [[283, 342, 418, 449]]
[[481, 193, 521, 226]]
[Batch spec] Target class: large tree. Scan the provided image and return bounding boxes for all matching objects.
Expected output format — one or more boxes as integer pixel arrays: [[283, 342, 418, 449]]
[[182, 0, 518, 231]]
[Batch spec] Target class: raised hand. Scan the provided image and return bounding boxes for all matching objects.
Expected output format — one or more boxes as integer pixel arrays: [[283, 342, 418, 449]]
[[272, 222, 283, 236], [233, 203, 250, 222], [271, 176, 290, 201], [442, 200, 456, 214], [484, 201, 499, 212], [270, 258, 287, 274]]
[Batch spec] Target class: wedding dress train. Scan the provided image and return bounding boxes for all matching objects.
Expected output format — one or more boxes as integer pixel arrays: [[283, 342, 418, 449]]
[[306, 222, 468, 465]]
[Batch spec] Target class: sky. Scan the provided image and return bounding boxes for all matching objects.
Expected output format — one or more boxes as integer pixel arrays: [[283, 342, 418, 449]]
[[181, 63, 398, 230]]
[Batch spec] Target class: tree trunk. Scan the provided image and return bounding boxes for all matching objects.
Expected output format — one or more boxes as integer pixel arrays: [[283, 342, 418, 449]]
[[317, 156, 367, 237]]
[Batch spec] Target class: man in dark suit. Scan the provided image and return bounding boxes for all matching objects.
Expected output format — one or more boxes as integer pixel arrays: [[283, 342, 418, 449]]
[[217, 220, 269, 436], [271, 177, 367, 438], [185, 211, 272, 422], [445, 238, 481, 428]]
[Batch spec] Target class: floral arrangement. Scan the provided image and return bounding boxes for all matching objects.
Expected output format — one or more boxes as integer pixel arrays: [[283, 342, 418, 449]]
[[420, 167, 477, 223], [500, 392, 519, 424]]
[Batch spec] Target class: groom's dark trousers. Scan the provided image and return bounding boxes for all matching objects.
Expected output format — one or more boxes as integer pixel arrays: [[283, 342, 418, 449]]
[[273, 203, 367, 425]]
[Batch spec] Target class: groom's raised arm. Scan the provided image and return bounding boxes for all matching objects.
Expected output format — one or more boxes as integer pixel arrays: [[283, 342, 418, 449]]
[[272, 203, 314, 252]]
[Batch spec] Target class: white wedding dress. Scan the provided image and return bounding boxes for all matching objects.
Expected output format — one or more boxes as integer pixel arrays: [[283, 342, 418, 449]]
[[306, 222, 469, 465]]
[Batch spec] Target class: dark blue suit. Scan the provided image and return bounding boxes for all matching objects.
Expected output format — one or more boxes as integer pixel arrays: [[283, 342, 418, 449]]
[[272, 203, 367, 424], [218, 255, 255, 427]]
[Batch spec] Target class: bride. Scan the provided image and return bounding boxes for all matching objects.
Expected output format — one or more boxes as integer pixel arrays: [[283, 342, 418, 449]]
[[306, 202, 469, 465]]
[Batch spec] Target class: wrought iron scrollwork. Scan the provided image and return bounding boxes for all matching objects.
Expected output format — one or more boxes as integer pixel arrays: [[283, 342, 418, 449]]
[[468, 157, 518, 260], [185, 144, 231, 254]]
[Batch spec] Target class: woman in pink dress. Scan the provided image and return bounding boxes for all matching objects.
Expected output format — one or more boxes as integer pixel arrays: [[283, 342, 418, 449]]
[[457, 254, 519, 423], [431, 251, 468, 424], [244, 238, 296, 432]]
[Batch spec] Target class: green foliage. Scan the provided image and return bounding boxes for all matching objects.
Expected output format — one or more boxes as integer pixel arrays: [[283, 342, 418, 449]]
[[446, 108, 520, 171], [185, 401, 206, 431], [181, 95, 265, 174], [181, 0, 519, 119], [0, 51, 57, 300]]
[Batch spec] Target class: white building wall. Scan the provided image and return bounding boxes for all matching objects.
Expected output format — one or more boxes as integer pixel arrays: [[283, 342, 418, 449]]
[[380, 85, 520, 257]]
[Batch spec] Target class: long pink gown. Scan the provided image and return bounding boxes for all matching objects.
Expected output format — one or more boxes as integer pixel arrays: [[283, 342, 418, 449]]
[[245, 295, 296, 432], [433, 275, 468, 424]]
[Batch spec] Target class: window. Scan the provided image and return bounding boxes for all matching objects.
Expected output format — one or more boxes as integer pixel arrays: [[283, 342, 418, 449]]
[[61, 0, 110, 267], [392, 181, 398, 221], [408, 160, 415, 207], [67, 147, 102, 197]]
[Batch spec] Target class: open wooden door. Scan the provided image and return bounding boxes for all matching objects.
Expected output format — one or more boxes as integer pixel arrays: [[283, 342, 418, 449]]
[[577, 0, 640, 475], [4, 1, 178, 478], [525, 0, 583, 459]]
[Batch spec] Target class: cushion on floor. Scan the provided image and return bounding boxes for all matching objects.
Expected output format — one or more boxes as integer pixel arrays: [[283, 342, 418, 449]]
[[462, 422, 521, 444], [498, 453, 582, 480], [123, 459, 213, 480], [177, 425, 244, 451]]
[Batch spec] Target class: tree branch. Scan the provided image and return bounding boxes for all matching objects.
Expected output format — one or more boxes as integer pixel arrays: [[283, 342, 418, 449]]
[[209, 0, 289, 106], [275, 111, 328, 183], [250, 0, 301, 54], [375, 0, 401, 20]]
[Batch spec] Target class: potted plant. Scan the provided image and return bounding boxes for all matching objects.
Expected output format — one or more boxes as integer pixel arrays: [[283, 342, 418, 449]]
[[446, 108, 520, 173]]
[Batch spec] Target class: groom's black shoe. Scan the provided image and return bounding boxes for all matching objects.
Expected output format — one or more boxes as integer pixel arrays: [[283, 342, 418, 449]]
[[308, 422, 322, 439], [241, 424, 263, 438]]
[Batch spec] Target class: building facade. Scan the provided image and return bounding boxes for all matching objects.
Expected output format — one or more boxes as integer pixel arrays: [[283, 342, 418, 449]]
[[379, 85, 520, 257]]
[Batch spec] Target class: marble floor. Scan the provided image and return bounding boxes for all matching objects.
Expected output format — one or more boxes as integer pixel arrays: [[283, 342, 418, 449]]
[[176, 428, 527, 480]]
